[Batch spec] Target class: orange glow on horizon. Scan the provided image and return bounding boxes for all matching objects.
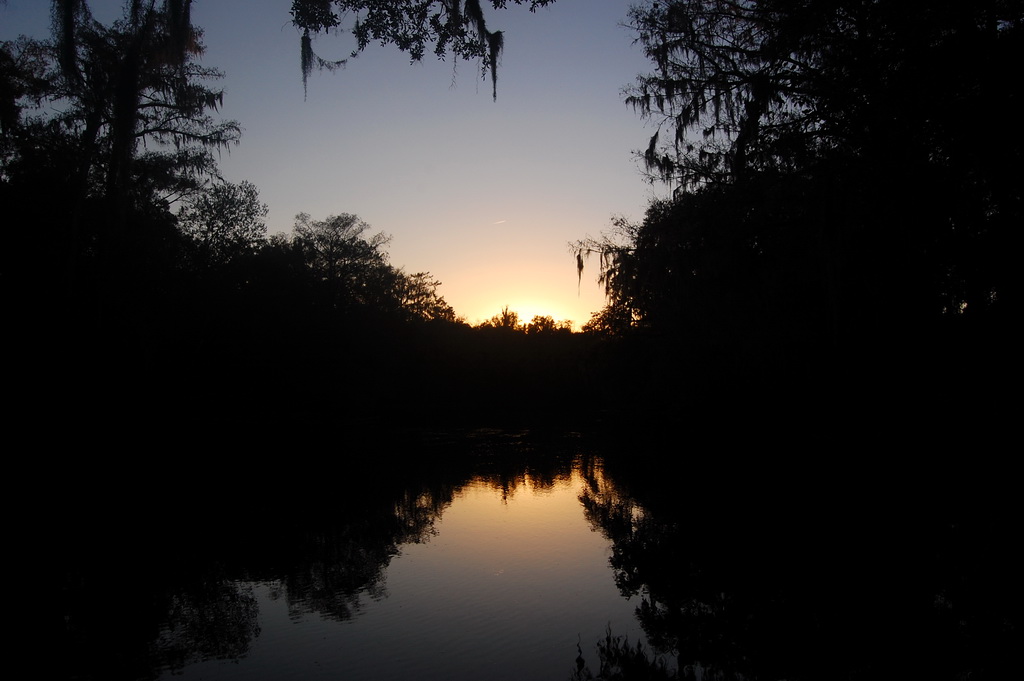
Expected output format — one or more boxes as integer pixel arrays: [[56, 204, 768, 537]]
[[472, 303, 579, 330]]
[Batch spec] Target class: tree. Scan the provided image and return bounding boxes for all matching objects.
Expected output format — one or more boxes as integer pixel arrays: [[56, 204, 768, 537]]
[[588, 0, 1020, 344], [291, 212, 394, 309], [628, 0, 1020, 189], [581, 302, 634, 338], [526, 315, 571, 334], [482, 305, 521, 330], [290, 0, 557, 99], [0, 1, 243, 321], [526, 315, 556, 334], [177, 180, 268, 267], [396, 271, 457, 322], [625, 0, 822, 188], [0, 36, 50, 143], [47, 0, 240, 218], [573, 215, 641, 335]]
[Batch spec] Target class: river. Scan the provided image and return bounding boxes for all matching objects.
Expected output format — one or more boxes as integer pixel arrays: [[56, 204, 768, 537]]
[[54, 429, 1016, 681]]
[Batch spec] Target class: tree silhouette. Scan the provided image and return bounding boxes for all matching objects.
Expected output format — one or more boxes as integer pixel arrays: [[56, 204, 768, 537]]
[[0, 36, 49, 139], [290, 212, 394, 310], [481, 304, 521, 330], [397, 271, 458, 323], [574, 453, 1020, 681], [1, 1, 243, 317], [48, 0, 240, 221], [583, 0, 1018, 355], [526, 315, 571, 335], [178, 180, 268, 267], [290, 0, 557, 100]]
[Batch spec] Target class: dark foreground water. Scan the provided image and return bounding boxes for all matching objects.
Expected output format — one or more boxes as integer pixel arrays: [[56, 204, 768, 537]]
[[154, 467, 641, 681], [54, 429, 1018, 681]]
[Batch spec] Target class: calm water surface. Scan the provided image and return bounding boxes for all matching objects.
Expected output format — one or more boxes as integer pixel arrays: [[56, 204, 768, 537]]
[[56, 433, 1016, 681], [152, 463, 644, 681]]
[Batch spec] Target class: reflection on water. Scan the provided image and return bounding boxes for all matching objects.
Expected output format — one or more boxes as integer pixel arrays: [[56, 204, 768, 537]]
[[573, 454, 1019, 681], [54, 431, 1017, 681], [54, 435, 644, 681], [184, 469, 643, 681]]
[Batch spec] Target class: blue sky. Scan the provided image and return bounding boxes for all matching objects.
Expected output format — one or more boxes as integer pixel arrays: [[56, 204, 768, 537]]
[[2, 0, 667, 327]]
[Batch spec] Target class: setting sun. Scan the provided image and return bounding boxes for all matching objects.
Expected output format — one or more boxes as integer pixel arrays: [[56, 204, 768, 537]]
[[471, 301, 577, 329], [450, 255, 605, 331]]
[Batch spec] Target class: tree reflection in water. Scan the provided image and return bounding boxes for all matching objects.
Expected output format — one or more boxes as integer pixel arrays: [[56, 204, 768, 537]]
[[54, 431, 1016, 681], [574, 454, 1018, 681], [277, 479, 462, 623], [56, 429, 596, 681], [153, 578, 261, 674]]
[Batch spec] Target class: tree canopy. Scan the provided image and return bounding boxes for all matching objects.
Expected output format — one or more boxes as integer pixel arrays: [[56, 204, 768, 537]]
[[580, 0, 1019, 346], [178, 180, 268, 267], [46, 0, 240, 209], [2, 0, 243, 319], [290, 0, 556, 99]]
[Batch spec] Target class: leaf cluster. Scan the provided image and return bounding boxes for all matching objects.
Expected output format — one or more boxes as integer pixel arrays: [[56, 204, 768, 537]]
[[178, 180, 268, 266], [29, 1, 242, 209], [474, 306, 573, 334], [290, 0, 556, 99], [591, 0, 1019, 346], [274, 212, 456, 322]]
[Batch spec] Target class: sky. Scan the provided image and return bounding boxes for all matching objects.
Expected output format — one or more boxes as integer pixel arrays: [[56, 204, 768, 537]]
[[1, 0, 668, 328]]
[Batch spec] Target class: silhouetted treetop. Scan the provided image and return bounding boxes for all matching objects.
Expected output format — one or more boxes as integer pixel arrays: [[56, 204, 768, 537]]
[[290, 0, 557, 99], [577, 0, 1020, 341], [0, 37, 50, 136], [43, 0, 240, 211], [178, 180, 268, 267], [481, 304, 521, 330], [626, 0, 1023, 188], [397, 271, 458, 323], [1, 1, 242, 310]]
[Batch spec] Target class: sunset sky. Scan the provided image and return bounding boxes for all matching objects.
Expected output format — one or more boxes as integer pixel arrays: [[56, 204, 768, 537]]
[[2, 0, 667, 327]]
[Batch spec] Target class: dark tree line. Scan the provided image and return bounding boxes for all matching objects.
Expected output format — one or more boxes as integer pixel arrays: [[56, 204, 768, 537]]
[[3, 1, 599, 435], [576, 0, 1019, 421], [7, 0, 1017, 435]]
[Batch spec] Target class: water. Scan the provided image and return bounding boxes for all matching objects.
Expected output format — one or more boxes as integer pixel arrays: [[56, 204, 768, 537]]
[[142, 460, 643, 681], [54, 431, 1017, 681]]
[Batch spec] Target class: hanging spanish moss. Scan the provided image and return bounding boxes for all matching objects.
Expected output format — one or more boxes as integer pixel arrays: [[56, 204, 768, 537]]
[[300, 28, 347, 100], [463, 0, 504, 101], [288, 1, 555, 101], [486, 29, 503, 102], [164, 0, 197, 62], [51, 0, 88, 85], [301, 29, 313, 92], [577, 252, 584, 295], [464, 0, 485, 37]]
